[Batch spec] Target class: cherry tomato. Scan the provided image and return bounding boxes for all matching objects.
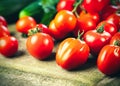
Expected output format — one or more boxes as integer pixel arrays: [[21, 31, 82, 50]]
[[49, 10, 77, 40], [0, 24, 10, 37], [81, 0, 110, 13], [36, 24, 51, 35], [16, 16, 36, 34], [26, 33, 54, 60], [49, 20, 66, 39], [0, 16, 7, 27], [101, 5, 118, 20], [110, 32, 120, 45], [73, 11, 100, 37], [97, 45, 120, 75], [56, 0, 75, 12], [83, 27, 111, 56], [0, 36, 18, 57], [56, 38, 90, 70], [106, 13, 120, 29], [97, 21, 118, 36]]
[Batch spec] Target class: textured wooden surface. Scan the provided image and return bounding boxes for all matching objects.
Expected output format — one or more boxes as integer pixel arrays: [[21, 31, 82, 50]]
[[0, 24, 120, 86]]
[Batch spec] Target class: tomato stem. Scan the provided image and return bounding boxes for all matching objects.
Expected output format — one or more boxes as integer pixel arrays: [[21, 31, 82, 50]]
[[114, 40, 120, 46], [97, 23, 105, 33], [77, 30, 84, 40], [72, 0, 83, 17]]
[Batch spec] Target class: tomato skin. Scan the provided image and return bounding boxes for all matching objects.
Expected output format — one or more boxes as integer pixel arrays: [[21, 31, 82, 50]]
[[82, 0, 110, 13], [0, 36, 18, 57], [56, 38, 90, 70], [110, 32, 120, 45], [0, 16, 7, 27], [26, 33, 54, 60], [56, 0, 75, 12], [97, 45, 120, 75], [0, 24, 10, 37], [83, 30, 111, 56], [16, 16, 36, 34]]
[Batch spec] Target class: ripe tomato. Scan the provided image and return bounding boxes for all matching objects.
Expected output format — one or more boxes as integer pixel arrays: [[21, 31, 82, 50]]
[[97, 45, 120, 75], [73, 11, 100, 36], [56, 0, 75, 12], [16, 16, 36, 34], [26, 33, 54, 60], [49, 10, 77, 40], [0, 36, 18, 57], [36, 24, 51, 35], [49, 20, 66, 39], [56, 38, 90, 70], [110, 32, 120, 45], [97, 21, 118, 36], [0, 24, 10, 37], [0, 16, 7, 27], [81, 0, 110, 13], [83, 28, 111, 56]]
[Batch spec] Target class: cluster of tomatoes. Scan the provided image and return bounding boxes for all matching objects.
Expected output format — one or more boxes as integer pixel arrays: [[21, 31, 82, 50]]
[[1, 0, 120, 76], [0, 16, 18, 57]]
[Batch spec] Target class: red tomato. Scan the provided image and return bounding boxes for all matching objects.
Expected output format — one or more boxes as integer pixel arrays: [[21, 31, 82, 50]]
[[97, 21, 118, 36], [97, 45, 120, 75], [106, 13, 120, 29], [49, 10, 77, 40], [81, 0, 110, 13], [26, 33, 54, 60], [16, 16, 36, 34], [83, 28, 111, 56], [101, 5, 118, 20], [0, 16, 7, 27], [56, 38, 90, 70], [0, 36, 18, 57], [110, 32, 120, 45], [73, 11, 100, 37], [36, 24, 51, 35], [0, 24, 10, 37], [56, 0, 75, 12], [49, 20, 66, 39]]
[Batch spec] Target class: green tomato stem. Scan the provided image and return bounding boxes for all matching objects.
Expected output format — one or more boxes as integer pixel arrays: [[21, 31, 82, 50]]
[[97, 23, 105, 33], [114, 40, 120, 46]]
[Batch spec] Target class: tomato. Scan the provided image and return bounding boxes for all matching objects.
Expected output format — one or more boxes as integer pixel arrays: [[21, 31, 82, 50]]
[[49, 10, 77, 40], [73, 11, 100, 37], [83, 27, 111, 56], [0, 16, 7, 27], [26, 33, 54, 60], [97, 45, 120, 75], [106, 13, 120, 29], [81, 0, 110, 13], [101, 5, 118, 20], [110, 32, 120, 45], [97, 21, 118, 36], [56, 37, 90, 70], [56, 0, 75, 12], [0, 36, 18, 57], [0, 24, 10, 37], [16, 16, 36, 34], [49, 20, 66, 39]]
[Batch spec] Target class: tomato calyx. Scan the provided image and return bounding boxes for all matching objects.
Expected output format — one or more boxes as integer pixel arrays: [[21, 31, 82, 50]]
[[96, 23, 105, 33], [114, 40, 120, 46], [77, 30, 84, 40], [28, 25, 41, 36]]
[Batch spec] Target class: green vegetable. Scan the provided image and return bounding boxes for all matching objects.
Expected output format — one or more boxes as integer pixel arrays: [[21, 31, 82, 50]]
[[19, 0, 59, 25], [0, 0, 35, 16]]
